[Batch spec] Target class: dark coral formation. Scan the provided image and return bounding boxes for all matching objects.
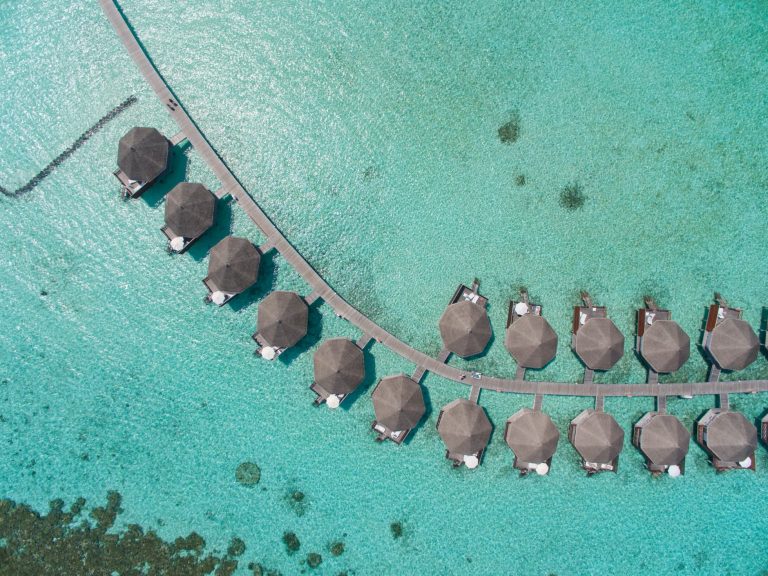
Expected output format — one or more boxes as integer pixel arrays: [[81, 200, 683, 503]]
[[559, 182, 586, 210], [0, 492, 243, 575], [515, 174, 526, 187], [330, 541, 345, 556], [235, 462, 261, 486], [285, 489, 308, 516], [498, 112, 521, 144], [306, 552, 323, 569], [390, 521, 403, 539], [282, 531, 301, 554]]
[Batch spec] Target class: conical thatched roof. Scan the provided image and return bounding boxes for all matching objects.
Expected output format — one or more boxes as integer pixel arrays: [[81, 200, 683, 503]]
[[207, 236, 260, 294], [505, 408, 560, 464], [372, 375, 426, 431], [570, 411, 624, 463], [313, 338, 364, 395], [258, 291, 308, 349], [574, 318, 624, 371], [637, 413, 689, 466], [708, 318, 759, 371], [703, 411, 757, 463], [439, 301, 492, 358], [117, 127, 168, 182], [640, 320, 690, 373], [437, 399, 492, 455], [164, 183, 215, 238], [505, 314, 558, 369]]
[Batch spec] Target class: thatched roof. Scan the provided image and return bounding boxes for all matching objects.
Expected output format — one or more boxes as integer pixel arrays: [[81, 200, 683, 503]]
[[570, 410, 624, 463], [164, 183, 215, 238], [505, 408, 560, 463], [313, 338, 364, 395], [117, 127, 168, 182], [708, 318, 759, 371], [257, 291, 308, 348], [439, 301, 492, 358], [702, 411, 757, 463], [574, 318, 624, 371], [437, 399, 492, 455], [372, 375, 425, 431], [640, 320, 690, 373], [207, 236, 260, 294], [505, 314, 558, 369], [636, 413, 689, 466]]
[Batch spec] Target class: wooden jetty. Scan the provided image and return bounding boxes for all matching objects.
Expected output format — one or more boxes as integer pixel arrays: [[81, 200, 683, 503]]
[[100, 0, 768, 401]]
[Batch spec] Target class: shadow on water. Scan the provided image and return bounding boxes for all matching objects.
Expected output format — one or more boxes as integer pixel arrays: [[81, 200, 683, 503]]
[[760, 307, 768, 356], [403, 381, 433, 445], [340, 346, 378, 411], [279, 301, 323, 367], [695, 304, 711, 364], [228, 250, 278, 314], [186, 198, 233, 262], [140, 146, 189, 208]]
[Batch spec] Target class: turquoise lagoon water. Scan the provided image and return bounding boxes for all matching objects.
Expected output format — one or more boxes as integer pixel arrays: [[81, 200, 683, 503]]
[[1, 0, 768, 574]]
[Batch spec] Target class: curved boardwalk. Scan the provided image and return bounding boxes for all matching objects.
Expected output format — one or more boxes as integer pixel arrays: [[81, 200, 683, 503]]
[[100, 0, 768, 400]]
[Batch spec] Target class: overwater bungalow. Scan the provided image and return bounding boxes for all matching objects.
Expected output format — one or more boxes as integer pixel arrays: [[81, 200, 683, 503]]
[[696, 408, 757, 471], [436, 398, 492, 468], [439, 280, 492, 359], [571, 292, 624, 382], [636, 297, 690, 384], [253, 290, 309, 359], [504, 408, 560, 475], [310, 338, 365, 408], [568, 409, 624, 474], [203, 236, 260, 306], [371, 374, 426, 444], [114, 127, 169, 198], [633, 412, 690, 477], [701, 294, 759, 381], [505, 289, 558, 380], [162, 182, 216, 253]]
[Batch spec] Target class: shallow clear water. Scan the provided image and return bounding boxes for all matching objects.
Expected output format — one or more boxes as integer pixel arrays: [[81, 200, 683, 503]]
[[1, 1, 768, 574]]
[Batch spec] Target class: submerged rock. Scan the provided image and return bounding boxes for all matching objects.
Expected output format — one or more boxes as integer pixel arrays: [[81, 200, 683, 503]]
[[559, 182, 586, 210], [236, 462, 261, 486], [498, 112, 521, 144], [390, 522, 403, 539], [306, 552, 322, 569], [282, 531, 300, 554], [227, 537, 246, 557], [330, 541, 345, 557]]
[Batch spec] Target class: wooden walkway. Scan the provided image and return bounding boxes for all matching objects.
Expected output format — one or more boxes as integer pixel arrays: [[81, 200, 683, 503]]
[[101, 0, 768, 401]]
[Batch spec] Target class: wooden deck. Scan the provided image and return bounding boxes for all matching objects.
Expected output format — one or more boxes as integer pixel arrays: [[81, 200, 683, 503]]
[[101, 0, 768, 401]]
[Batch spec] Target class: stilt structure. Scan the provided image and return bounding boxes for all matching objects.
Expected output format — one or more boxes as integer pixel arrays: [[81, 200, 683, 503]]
[[114, 127, 169, 198], [701, 293, 759, 382], [636, 297, 690, 383], [438, 280, 492, 360], [505, 288, 558, 381], [371, 374, 426, 444], [161, 182, 216, 253], [504, 404, 559, 476], [572, 292, 624, 384], [310, 338, 365, 407], [696, 409, 757, 471], [203, 236, 260, 306], [568, 404, 624, 474], [436, 398, 492, 469], [253, 291, 309, 359]]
